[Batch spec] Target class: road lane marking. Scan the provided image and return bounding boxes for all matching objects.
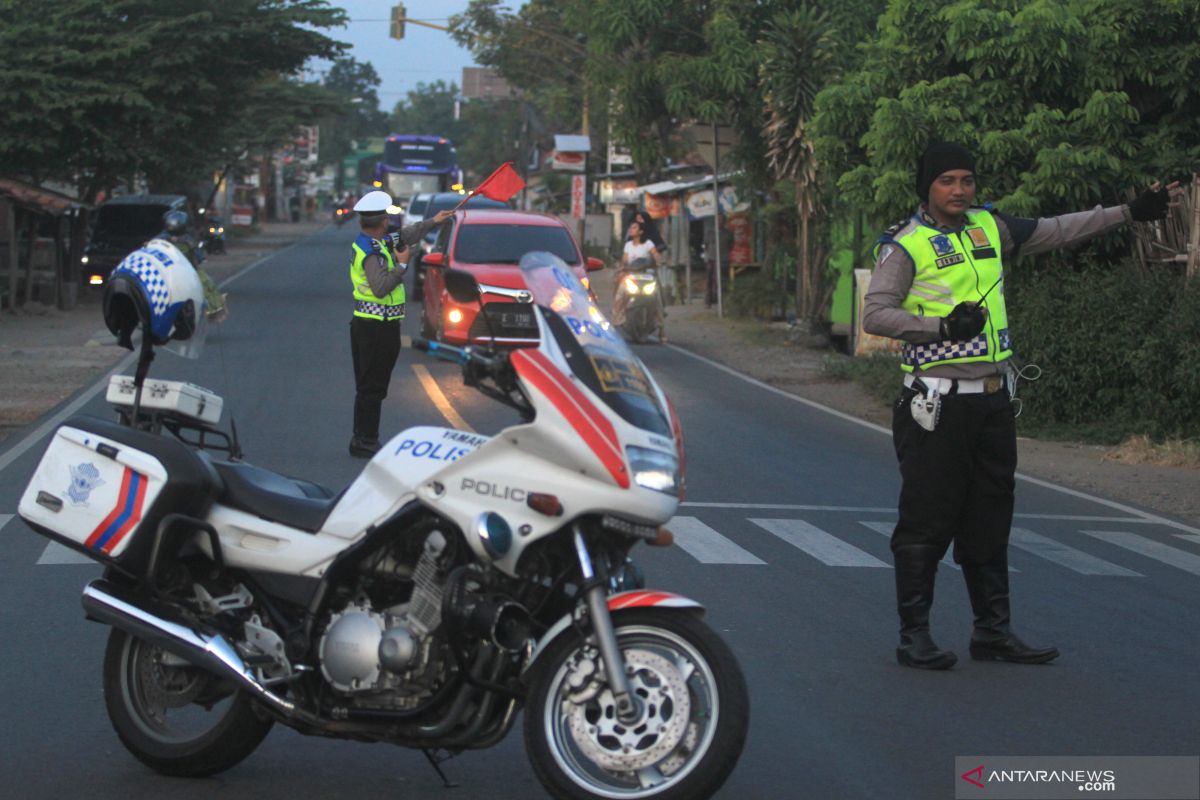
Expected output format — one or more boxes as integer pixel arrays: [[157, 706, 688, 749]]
[[412, 364, 473, 432], [668, 517, 765, 565], [857, 520, 961, 571], [0, 514, 12, 533], [1174, 533, 1200, 546], [680, 503, 1156, 524], [667, 345, 1200, 535], [1010, 528, 1140, 576], [1082, 531, 1200, 577], [37, 541, 96, 565], [751, 518, 889, 567]]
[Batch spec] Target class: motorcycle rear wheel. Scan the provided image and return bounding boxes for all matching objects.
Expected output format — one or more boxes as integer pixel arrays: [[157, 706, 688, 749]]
[[102, 628, 273, 777], [525, 609, 749, 800]]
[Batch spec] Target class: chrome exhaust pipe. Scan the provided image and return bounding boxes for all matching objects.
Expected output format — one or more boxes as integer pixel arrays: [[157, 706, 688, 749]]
[[81, 579, 316, 724]]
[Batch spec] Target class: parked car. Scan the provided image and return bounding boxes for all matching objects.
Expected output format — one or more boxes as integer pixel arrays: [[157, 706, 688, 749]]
[[410, 191, 509, 291], [81, 194, 187, 285], [420, 209, 604, 346], [403, 192, 433, 227]]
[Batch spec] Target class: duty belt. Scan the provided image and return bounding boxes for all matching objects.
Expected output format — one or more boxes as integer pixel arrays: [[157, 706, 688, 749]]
[[355, 300, 405, 320], [904, 373, 1006, 395]]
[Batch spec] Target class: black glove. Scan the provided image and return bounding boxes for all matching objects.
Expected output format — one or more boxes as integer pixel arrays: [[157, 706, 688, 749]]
[[940, 302, 986, 341], [1128, 184, 1169, 222]]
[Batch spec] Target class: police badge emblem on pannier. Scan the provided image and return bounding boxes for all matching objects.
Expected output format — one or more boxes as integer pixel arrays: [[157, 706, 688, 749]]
[[910, 388, 942, 431]]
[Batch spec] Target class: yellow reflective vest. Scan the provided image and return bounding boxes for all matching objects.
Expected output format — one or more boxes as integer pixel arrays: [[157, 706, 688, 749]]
[[350, 233, 405, 320], [876, 208, 1011, 372]]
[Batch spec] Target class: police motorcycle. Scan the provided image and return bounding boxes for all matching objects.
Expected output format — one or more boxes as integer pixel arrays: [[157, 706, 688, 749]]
[[615, 257, 662, 344], [18, 248, 749, 799]]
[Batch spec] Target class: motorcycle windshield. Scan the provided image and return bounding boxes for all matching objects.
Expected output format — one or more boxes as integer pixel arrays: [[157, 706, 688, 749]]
[[520, 252, 672, 437]]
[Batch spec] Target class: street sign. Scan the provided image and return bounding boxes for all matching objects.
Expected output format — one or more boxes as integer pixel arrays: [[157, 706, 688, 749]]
[[570, 175, 586, 219]]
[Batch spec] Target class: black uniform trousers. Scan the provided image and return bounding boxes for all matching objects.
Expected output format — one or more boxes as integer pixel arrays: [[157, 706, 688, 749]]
[[890, 386, 1017, 566], [350, 315, 402, 441]]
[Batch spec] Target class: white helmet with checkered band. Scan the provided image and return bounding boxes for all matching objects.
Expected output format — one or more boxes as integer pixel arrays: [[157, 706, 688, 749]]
[[103, 239, 208, 358]]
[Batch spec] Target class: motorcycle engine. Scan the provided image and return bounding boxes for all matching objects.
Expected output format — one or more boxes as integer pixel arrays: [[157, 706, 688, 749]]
[[318, 530, 448, 705]]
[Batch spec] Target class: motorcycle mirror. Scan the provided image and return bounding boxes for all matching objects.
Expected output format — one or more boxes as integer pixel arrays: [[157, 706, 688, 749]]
[[443, 268, 482, 305]]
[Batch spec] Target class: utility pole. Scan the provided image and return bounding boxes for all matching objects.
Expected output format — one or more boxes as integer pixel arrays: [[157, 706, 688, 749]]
[[712, 121, 723, 319]]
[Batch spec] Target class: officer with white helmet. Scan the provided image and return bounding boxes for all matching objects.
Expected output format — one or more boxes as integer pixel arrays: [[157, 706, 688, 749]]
[[347, 190, 453, 457]]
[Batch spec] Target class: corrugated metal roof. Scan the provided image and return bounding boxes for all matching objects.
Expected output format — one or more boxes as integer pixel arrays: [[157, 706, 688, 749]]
[[0, 177, 91, 215]]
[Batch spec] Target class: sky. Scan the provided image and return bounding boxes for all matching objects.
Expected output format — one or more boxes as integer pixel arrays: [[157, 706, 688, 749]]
[[308, 0, 494, 113]]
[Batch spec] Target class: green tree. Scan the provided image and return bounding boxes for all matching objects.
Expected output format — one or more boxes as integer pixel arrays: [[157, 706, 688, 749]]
[[318, 56, 388, 171], [812, 0, 1200, 228], [0, 0, 346, 199]]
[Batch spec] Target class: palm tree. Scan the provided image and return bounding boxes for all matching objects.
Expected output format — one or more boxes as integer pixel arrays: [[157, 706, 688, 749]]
[[759, 5, 837, 324]]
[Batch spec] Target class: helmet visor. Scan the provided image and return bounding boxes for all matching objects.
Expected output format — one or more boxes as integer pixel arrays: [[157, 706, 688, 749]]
[[162, 299, 208, 359]]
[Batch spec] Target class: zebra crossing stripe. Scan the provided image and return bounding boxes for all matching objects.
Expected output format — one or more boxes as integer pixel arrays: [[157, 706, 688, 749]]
[[0, 514, 12, 534], [751, 519, 889, 567], [37, 541, 96, 565], [1010, 528, 1140, 576], [856, 520, 961, 571], [1174, 533, 1200, 546], [1082, 531, 1200, 578], [669, 517, 765, 565]]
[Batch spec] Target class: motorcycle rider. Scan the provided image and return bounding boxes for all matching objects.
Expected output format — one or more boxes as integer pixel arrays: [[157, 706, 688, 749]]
[[613, 220, 665, 341], [158, 210, 227, 323], [347, 190, 453, 458]]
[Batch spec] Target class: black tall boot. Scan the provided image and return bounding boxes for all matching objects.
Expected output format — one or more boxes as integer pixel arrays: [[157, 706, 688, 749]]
[[963, 559, 1059, 664], [893, 544, 957, 670]]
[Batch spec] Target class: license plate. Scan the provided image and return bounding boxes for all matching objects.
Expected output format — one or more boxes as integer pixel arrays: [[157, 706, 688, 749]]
[[497, 310, 533, 328]]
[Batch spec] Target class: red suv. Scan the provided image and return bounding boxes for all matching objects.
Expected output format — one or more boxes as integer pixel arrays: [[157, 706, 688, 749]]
[[420, 209, 604, 346]]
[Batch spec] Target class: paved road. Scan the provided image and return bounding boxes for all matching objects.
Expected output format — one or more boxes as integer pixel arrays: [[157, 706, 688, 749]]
[[1, 225, 1196, 798]]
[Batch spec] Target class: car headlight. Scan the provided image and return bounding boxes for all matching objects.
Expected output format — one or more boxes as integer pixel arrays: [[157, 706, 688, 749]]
[[623, 276, 638, 294], [81, 255, 89, 264], [626, 446, 679, 496], [642, 281, 657, 295]]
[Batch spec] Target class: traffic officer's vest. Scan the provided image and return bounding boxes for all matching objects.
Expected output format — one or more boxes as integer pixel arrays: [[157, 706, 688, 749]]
[[875, 208, 1011, 372], [350, 233, 405, 320]]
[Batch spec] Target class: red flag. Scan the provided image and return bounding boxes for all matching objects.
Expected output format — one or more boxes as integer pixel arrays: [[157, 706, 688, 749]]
[[473, 162, 525, 203]]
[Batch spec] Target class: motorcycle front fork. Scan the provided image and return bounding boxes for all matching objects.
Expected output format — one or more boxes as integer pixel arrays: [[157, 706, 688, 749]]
[[572, 526, 641, 724]]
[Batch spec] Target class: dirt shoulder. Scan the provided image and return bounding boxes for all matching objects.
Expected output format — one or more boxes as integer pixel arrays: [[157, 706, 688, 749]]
[[0, 220, 325, 442]]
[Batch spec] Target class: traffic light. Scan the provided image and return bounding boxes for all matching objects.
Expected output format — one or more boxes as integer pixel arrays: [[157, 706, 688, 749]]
[[390, 4, 405, 40]]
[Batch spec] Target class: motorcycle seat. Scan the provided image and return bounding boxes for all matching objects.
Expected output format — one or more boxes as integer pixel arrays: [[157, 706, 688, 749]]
[[212, 461, 340, 533]]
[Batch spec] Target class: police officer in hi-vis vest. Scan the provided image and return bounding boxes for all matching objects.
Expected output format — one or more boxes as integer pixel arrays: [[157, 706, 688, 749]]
[[348, 191, 453, 458], [864, 142, 1178, 670]]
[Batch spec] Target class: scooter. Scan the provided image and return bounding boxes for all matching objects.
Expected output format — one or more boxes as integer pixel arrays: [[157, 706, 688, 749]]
[[203, 216, 227, 255], [615, 257, 663, 344], [18, 252, 748, 799]]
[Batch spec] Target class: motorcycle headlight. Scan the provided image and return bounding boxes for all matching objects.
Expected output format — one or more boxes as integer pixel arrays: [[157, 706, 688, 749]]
[[626, 446, 679, 496], [622, 276, 639, 294], [642, 281, 657, 295]]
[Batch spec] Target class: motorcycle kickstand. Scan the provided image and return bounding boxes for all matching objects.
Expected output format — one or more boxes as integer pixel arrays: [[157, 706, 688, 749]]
[[573, 526, 641, 725], [421, 748, 459, 789]]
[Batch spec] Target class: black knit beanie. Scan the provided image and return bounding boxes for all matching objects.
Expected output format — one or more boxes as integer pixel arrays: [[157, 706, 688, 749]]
[[916, 142, 975, 201]]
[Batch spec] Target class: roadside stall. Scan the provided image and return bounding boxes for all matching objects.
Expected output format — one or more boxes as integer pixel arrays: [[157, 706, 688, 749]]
[[0, 177, 91, 311]]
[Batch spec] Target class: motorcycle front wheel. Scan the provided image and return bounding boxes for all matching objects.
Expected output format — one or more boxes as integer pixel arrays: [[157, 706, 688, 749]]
[[525, 609, 749, 800], [102, 629, 273, 777]]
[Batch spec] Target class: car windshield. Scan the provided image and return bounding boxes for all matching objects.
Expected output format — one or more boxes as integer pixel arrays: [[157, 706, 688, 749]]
[[385, 173, 441, 200], [520, 252, 672, 436], [454, 224, 579, 265], [427, 194, 507, 215], [407, 194, 431, 216], [93, 204, 170, 239]]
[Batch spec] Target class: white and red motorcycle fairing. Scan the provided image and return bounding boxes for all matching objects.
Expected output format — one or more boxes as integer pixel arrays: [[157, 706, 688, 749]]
[[18, 252, 748, 800]]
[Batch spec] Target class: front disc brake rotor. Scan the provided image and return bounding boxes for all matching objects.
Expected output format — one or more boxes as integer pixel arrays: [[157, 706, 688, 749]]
[[566, 648, 691, 772]]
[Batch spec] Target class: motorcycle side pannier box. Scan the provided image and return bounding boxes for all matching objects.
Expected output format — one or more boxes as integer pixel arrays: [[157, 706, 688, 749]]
[[18, 415, 221, 574]]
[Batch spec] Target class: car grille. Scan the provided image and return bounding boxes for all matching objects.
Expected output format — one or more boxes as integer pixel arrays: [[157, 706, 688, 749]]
[[467, 302, 538, 341]]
